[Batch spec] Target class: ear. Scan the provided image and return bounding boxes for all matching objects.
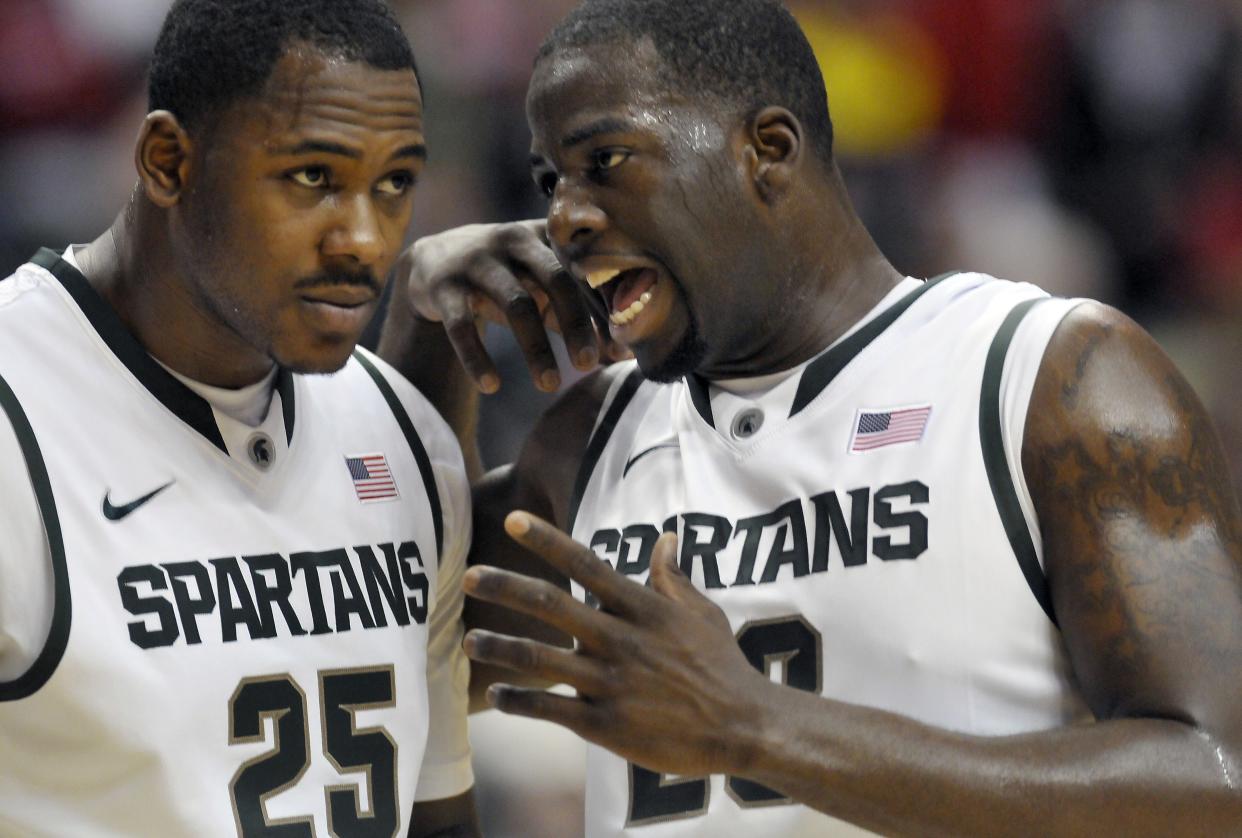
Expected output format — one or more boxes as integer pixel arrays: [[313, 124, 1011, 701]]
[[742, 106, 802, 203], [135, 111, 194, 208]]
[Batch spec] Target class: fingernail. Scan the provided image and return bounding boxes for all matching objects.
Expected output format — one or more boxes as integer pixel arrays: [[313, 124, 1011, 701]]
[[506, 511, 531, 535], [480, 374, 500, 394], [576, 346, 598, 368], [540, 369, 561, 391]]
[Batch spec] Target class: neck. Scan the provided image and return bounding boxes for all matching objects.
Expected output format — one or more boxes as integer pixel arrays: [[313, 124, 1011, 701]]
[[75, 192, 275, 389], [700, 163, 904, 380]]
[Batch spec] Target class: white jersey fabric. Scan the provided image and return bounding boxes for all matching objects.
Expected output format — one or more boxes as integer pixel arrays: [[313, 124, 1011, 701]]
[[569, 273, 1091, 837], [0, 250, 473, 837]]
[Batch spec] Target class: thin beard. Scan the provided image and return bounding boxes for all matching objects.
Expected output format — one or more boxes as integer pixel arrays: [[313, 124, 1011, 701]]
[[643, 312, 707, 383]]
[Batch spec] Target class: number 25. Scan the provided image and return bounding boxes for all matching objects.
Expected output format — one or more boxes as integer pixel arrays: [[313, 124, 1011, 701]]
[[229, 666, 399, 838]]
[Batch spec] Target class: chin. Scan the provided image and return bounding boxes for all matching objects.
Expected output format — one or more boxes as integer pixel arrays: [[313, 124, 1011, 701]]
[[273, 344, 357, 376]]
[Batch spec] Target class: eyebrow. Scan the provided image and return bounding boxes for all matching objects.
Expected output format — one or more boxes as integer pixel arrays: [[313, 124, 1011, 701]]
[[560, 117, 634, 149], [271, 140, 427, 161]]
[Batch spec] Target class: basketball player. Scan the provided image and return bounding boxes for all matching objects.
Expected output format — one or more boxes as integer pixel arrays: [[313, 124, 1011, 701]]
[[388, 0, 1242, 834], [0, 1, 479, 835]]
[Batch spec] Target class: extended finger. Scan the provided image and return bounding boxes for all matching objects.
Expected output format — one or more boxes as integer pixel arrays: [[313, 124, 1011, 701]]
[[435, 284, 499, 394], [463, 565, 619, 649], [647, 533, 699, 605], [500, 286, 561, 393], [463, 629, 612, 694], [503, 512, 648, 615], [453, 256, 560, 392], [485, 684, 602, 738]]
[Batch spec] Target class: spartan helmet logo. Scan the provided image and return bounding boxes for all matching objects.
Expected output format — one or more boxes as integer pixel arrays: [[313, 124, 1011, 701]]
[[247, 432, 275, 470]]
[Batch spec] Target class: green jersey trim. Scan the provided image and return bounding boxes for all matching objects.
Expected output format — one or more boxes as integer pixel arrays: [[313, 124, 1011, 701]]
[[681, 272, 960, 428], [0, 372, 72, 701], [352, 351, 444, 562], [979, 297, 1057, 626], [30, 248, 231, 454]]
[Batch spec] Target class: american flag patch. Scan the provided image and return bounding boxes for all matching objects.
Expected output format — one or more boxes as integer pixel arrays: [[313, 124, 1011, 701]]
[[345, 454, 399, 503], [849, 405, 932, 453]]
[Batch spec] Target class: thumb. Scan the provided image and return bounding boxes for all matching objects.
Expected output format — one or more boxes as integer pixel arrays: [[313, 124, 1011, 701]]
[[649, 533, 695, 601]]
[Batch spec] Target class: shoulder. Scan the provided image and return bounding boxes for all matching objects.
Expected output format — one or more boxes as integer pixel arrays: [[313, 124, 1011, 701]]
[[342, 347, 472, 560], [0, 260, 65, 342], [1019, 301, 1242, 726], [1022, 301, 1202, 454], [344, 347, 465, 468]]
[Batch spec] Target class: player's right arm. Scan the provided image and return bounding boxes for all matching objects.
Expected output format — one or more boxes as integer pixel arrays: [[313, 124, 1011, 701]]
[[463, 371, 615, 711]]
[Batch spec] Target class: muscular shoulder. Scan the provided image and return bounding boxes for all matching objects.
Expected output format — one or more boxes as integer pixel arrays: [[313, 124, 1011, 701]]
[[1021, 301, 1230, 483], [513, 365, 628, 529], [1022, 301, 1242, 726]]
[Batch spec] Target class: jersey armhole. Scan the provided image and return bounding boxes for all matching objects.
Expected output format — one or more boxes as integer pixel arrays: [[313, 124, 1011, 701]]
[[0, 371, 71, 701], [978, 297, 1083, 627], [351, 350, 445, 563]]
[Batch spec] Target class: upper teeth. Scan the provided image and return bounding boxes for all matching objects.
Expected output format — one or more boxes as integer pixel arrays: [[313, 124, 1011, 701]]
[[586, 269, 622, 289], [611, 290, 653, 326]]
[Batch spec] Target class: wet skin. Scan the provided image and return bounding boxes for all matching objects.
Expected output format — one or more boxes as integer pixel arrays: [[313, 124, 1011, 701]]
[[527, 41, 826, 382], [388, 42, 1242, 838]]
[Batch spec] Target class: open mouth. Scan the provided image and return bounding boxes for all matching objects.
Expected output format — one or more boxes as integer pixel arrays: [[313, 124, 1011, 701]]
[[586, 267, 659, 327]]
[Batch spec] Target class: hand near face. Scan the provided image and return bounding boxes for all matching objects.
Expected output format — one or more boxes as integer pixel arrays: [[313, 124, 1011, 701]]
[[391, 221, 628, 393], [463, 512, 775, 778]]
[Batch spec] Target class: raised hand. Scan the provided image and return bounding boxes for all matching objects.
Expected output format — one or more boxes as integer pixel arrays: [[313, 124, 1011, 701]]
[[462, 511, 777, 778], [392, 221, 624, 393]]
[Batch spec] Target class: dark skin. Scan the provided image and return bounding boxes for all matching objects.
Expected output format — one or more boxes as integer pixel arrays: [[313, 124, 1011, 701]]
[[71, 44, 477, 836], [381, 38, 1242, 834]]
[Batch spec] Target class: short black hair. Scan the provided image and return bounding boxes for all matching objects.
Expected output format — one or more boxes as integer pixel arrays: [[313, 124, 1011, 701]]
[[537, 0, 833, 165], [148, 0, 418, 131]]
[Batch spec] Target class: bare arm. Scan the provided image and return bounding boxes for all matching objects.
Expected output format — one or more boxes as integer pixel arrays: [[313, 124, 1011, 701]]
[[462, 303, 1242, 835], [408, 789, 480, 838], [376, 269, 483, 480], [463, 372, 615, 711]]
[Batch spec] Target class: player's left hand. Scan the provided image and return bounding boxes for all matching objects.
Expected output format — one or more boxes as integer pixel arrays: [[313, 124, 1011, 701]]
[[462, 511, 776, 778]]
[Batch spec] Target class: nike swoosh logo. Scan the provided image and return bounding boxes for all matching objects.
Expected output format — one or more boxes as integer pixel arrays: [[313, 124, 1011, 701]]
[[622, 443, 679, 478], [102, 481, 175, 521]]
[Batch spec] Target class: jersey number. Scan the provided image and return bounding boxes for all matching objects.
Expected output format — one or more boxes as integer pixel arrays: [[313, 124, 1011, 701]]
[[229, 667, 399, 838], [627, 616, 822, 826]]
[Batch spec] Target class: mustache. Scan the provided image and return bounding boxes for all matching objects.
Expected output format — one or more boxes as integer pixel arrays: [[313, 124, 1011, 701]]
[[293, 271, 381, 294]]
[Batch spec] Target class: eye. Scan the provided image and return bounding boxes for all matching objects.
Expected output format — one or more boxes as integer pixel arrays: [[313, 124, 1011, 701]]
[[537, 172, 559, 198], [375, 171, 415, 197], [591, 148, 630, 172], [289, 166, 329, 188]]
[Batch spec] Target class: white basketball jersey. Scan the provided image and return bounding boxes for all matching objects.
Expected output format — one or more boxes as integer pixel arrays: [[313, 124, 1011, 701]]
[[569, 273, 1091, 837], [0, 250, 473, 837]]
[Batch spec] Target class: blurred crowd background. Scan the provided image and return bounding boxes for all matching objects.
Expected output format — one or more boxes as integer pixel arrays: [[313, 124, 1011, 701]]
[[2, 1, 1240, 835]]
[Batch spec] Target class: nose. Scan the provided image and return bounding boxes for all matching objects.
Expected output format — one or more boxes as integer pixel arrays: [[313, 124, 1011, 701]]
[[546, 181, 606, 256], [322, 193, 385, 267]]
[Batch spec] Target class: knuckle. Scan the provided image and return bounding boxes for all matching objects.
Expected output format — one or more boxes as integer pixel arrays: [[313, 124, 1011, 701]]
[[530, 583, 563, 615], [503, 289, 537, 316], [462, 250, 495, 276], [494, 223, 527, 249]]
